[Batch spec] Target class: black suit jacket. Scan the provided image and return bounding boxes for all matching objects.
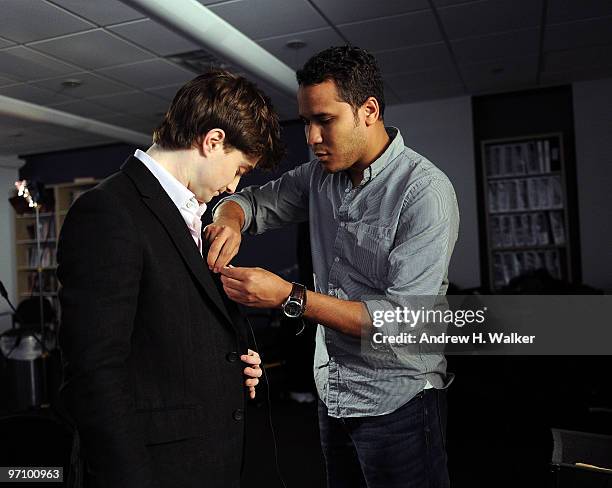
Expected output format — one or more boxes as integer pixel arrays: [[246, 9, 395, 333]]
[[58, 157, 249, 488]]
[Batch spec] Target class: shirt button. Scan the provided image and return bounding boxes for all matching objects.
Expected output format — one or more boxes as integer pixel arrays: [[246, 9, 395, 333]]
[[345, 188, 350, 193], [334, 257, 339, 263], [226, 352, 239, 363], [340, 222, 345, 227], [233, 409, 244, 421], [186, 202, 194, 208]]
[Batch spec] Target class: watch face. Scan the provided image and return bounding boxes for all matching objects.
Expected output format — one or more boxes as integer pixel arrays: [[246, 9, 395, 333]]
[[284, 300, 303, 318]]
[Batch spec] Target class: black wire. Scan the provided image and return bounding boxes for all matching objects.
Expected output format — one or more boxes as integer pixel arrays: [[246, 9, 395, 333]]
[[244, 314, 288, 488]]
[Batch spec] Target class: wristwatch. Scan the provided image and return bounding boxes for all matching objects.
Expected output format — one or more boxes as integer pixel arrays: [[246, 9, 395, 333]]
[[282, 282, 307, 318]]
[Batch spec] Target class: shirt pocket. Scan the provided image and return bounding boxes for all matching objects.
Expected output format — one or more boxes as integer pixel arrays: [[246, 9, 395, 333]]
[[351, 223, 393, 284]]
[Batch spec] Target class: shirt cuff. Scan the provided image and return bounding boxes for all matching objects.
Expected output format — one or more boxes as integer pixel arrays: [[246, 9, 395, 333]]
[[363, 299, 401, 338]]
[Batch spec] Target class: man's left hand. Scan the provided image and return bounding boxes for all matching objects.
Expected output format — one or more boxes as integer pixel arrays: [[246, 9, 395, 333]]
[[220, 266, 292, 309], [242, 349, 262, 400]]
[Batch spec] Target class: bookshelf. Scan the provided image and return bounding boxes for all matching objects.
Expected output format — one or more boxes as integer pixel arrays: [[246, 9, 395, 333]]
[[481, 133, 574, 290], [13, 179, 99, 310]]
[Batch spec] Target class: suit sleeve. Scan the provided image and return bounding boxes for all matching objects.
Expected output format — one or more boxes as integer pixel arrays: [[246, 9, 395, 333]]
[[57, 188, 158, 487]]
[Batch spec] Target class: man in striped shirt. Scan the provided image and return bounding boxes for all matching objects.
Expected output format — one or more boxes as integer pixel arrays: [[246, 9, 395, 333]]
[[208, 46, 459, 488]]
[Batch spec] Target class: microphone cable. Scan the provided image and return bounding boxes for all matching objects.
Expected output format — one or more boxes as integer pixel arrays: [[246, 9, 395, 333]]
[[243, 312, 288, 488]]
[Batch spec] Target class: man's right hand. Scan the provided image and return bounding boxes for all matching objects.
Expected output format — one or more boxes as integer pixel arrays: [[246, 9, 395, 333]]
[[204, 219, 242, 272]]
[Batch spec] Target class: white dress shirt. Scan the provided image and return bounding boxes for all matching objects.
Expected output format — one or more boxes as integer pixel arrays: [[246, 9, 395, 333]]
[[134, 149, 207, 255]]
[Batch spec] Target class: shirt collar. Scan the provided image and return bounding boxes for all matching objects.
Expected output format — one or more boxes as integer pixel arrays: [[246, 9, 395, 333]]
[[134, 149, 206, 218], [360, 127, 405, 186]]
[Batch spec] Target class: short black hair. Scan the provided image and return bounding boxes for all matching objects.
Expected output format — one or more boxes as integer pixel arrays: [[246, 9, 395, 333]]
[[296, 45, 385, 119]]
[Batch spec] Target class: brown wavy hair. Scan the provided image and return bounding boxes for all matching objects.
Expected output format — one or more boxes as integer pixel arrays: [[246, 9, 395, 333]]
[[153, 69, 284, 169]]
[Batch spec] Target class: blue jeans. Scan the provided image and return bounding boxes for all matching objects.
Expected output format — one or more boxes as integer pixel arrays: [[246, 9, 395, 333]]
[[318, 389, 450, 488]]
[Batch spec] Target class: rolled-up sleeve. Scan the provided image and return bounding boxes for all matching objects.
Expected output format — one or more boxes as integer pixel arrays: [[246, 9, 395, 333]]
[[213, 160, 315, 234], [364, 176, 459, 338]]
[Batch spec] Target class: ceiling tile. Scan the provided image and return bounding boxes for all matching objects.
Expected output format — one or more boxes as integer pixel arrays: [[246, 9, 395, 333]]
[[432, 0, 482, 6], [544, 16, 612, 52], [209, 0, 327, 40], [0, 0, 94, 43], [385, 66, 462, 94], [375, 43, 454, 75], [543, 44, 612, 72], [396, 84, 466, 104], [30, 30, 155, 70], [461, 56, 538, 92], [32, 72, 132, 99], [109, 19, 201, 56], [89, 91, 171, 117], [540, 65, 612, 85], [0, 83, 74, 105], [48, 0, 146, 25], [452, 28, 540, 64], [547, 0, 612, 24], [339, 10, 442, 52], [0, 46, 79, 81], [438, 0, 543, 40], [0, 37, 15, 49], [145, 84, 183, 101], [97, 59, 196, 90], [257, 28, 345, 70], [0, 75, 19, 88], [45, 99, 119, 118], [310, 0, 429, 25]]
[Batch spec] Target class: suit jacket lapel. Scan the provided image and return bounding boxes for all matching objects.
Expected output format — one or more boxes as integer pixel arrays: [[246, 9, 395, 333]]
[[121, 156, 235, 329]]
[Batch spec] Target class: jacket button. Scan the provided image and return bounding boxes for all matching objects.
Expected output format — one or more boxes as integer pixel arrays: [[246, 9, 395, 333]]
[[226, 352, 240, 363], [233, 409, 244, 421]]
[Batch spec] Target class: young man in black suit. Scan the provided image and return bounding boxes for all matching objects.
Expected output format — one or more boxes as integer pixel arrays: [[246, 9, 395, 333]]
[[57, 70, 284, 488]]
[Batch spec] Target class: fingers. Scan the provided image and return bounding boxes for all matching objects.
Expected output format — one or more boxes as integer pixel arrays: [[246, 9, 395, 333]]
[[243, 349, 261, 399], [244, 377, 260, 387], [241, 350, 261, 365], [220, 275, 244, 290], [204, 225, 241, 272], [243, 366, 262, 378], [222, 285, 249, 304]]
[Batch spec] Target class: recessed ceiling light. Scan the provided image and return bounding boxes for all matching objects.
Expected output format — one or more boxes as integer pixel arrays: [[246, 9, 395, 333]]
[[286, 40, 307, 50], [61, 79, 83, 88]]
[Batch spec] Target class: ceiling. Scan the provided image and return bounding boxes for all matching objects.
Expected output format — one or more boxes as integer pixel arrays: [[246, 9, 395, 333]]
[[1, 0, 611, 156]]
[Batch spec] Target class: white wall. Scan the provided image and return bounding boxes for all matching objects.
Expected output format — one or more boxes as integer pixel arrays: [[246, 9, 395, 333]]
[[573, 78, 612, 291], [0, 157, 21, 332], [386, 96, 480, 289]]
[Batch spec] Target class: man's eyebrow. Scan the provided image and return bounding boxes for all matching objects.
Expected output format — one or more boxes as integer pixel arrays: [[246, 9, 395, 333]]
[[299, 113, 333, 121]]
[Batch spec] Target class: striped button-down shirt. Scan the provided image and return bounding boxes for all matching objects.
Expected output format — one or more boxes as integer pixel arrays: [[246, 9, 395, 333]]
[[218, 128, 459, 417]]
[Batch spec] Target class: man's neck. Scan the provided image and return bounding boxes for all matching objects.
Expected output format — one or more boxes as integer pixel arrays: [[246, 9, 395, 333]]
[[146, 145, 192, 188], [347, 125, 391, 187]]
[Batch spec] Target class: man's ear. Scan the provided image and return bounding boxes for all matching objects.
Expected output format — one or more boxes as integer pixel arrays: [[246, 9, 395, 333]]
[[362, 97, 381, 127], [200, 128, 226, 156]]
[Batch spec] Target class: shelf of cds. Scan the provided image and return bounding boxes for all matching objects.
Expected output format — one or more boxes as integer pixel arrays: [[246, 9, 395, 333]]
[[13, 178, 99, 310], [481, 133, 574, 290]]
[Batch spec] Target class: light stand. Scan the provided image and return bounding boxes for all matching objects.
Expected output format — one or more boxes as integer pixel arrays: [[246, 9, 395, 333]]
[[14, 180, 45, 343]]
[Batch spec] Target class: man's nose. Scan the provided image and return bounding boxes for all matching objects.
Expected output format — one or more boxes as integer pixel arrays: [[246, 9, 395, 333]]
[[306, 124, 323, 146]]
